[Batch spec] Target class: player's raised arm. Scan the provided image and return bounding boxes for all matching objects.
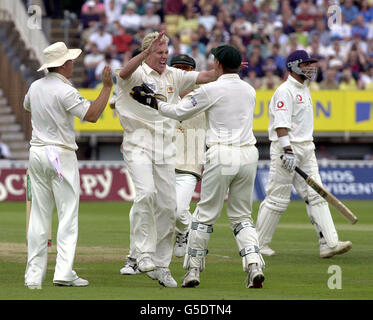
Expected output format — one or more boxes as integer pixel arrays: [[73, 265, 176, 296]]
[[119, 31, 166, 80]]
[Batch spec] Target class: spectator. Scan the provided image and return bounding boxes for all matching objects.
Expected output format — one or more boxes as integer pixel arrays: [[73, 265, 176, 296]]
[[241, 52, 264, 78], [197, 24, 210, 47], [328, 58, 343, 83], [80, 0, 100, 30], [309, 18, 331, 48], [360, 0, 373, 23], [339, 68, 358, 90], [341, 0, 359, 24], [177, 6, 199, 45], [319, 68, 339, 90], [351, 15, 369, 40], [89, 24, 113, 53], [284, 33, 305, 56], [260, 66, 282, 90], [324, 35, 349, 61], [164, 0, 183, 14], [198, 4, 216, 32], [188, 42, 207, 71], [230, 12, 254, 39], [105, 0, 122, 25], [295, 0, 316, 31], [95, 53, 122, 83], [269, 21, 288, 48], [246, 34, 268, 60], [0, 139, 11, 159], [140, 2, 161, 33], [344, 48, 366, 80], [133, 0, 146, 15], [112, 25, 133, 54], [81, 0, 106, 16], [119, 2, 141, 34], [244, 69, 262, 89], [240, 0, 258, 23], [360, 64, 373, 89], [294, 21, 308, 48], [268, 43, 287, 73], [84, 43, 104, 87]]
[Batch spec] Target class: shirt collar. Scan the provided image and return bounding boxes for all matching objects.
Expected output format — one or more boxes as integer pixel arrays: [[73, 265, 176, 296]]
[[142, 62, 171, 76], [288, 74, 308, 89], [217, 73, 240, 81], [47, 72, 73, 86]]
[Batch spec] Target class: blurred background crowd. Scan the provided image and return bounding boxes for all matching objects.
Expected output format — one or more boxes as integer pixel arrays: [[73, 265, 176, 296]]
[[56, 0, 373, 91]]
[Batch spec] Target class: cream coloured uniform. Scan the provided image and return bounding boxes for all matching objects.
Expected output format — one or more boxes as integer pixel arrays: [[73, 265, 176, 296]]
[[157, 73, 264, 273], [23, 72, 91, 286], [114, 64, 199, 268], [174, 112, 206, 236], [256, 74, 340, 250]]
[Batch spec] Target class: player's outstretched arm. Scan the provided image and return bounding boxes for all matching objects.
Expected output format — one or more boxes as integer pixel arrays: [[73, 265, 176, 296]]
[[84, 66, 113, 123]]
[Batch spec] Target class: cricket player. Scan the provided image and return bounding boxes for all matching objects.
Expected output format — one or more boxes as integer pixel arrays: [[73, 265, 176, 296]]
[[169, 54, 206, 258], [23, 42, 113, 289], [255, 50, 352, 258], [130, 44, 265, 289], [115, 31, 217, 287]]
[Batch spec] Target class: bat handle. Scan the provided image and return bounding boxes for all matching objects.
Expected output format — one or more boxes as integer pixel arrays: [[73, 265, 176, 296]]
[[279, 155, 308, 180]]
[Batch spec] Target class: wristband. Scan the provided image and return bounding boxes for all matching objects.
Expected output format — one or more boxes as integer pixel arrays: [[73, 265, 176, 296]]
[[278, 135, 291, 148]]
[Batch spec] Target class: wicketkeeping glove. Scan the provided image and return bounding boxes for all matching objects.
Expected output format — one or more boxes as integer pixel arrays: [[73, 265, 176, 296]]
[[281, 149, 298, 173], [129, 83, 166, 110]]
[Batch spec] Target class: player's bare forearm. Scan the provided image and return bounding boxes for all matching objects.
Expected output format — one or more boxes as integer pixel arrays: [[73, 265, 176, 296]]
[[85, 86, 112, 122], [196, 69, 217, 84], [276, 127, 289, 137], [119, 50, 148, 80]]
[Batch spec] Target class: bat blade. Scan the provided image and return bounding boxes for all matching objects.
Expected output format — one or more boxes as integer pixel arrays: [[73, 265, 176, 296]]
[[294, 167, 358, 224]]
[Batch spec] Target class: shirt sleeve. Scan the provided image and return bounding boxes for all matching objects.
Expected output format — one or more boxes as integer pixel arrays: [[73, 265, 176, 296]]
[[174, 68, 199, 95], [270, 88, 293, 130], [61, 87, 91, 121], [23, 90, 31, 112], [158, 85, 213, 121]]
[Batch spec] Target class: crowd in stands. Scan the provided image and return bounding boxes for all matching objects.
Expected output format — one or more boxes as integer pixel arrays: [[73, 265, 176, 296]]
[[79, 0, 373, 90]]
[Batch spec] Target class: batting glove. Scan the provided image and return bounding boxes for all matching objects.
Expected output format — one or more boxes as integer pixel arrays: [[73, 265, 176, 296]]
[[130, 83, 166, 110], [281, 149, 298, 173]]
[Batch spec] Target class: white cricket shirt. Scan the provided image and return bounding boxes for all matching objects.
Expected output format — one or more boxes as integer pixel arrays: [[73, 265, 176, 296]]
[[158, 73, 257, 147], [115, 64, 198, 158], [23, 72, 91, 151], [268, 74, 314, 142]]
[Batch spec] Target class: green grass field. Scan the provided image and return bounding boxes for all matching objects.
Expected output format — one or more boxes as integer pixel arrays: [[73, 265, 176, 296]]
[[0, 200, 372, 300]]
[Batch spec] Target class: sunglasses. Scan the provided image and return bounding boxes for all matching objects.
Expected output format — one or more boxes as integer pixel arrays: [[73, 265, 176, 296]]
[[172, 64, 194, 71]]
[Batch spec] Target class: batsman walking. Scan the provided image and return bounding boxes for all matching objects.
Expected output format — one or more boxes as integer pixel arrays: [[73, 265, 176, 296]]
[[255, 50, 352, 259], [23, 42, 113, 289]]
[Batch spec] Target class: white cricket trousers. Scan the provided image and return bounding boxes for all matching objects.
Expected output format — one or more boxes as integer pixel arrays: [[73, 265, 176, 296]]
[[123, 149, 176, 268], [175, 173, 197, 235], [184, 145, 264, 271], [25, 146, 80, 285], [256, 141, 339, 248]]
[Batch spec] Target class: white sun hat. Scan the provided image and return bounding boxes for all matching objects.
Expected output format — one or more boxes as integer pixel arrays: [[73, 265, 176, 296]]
[[37, 42, 82, 72]]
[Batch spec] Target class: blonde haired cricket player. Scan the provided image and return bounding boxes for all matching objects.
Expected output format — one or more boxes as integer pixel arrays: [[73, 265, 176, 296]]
[[255, 50, 352, 258], [23, 42, 113, 289], [114, 32, 217, 287]]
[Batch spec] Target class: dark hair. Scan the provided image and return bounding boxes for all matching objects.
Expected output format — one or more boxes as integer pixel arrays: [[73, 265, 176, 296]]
[[47, 67, 59, 72], [221, 65, 240, 74]]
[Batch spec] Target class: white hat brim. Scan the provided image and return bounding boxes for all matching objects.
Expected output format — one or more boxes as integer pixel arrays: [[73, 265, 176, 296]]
[[37, 48, 82, 72]]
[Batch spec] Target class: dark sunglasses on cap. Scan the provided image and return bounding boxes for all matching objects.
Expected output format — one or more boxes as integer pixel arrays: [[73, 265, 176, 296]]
[[172, 64, 195, 71]]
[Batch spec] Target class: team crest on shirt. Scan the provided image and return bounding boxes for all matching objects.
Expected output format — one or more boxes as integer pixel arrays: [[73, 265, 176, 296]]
[[167, 85, 174, 93], [276, 100, 286, 110], [190, 96, 198, 107], [296, 94, 304, 103]]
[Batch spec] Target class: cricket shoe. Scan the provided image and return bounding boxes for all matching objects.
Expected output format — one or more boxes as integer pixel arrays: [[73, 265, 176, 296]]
[[182, 268, 200, 288], [174, 232, 188, 257], [247, 263, 264, 288], [120, 257, 141, 275], [137, 255, 156, 272], [320, 241, 352, 259], [26, 283, 42, 290], [147, 268, 177, 287], [53, 277, 89, 287], [260, 245, 276, 256]]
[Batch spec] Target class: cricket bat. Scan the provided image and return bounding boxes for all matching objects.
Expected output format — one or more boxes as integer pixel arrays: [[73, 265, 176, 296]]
[[294, 166, 358, 224], [26, 169, 52, 246]]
